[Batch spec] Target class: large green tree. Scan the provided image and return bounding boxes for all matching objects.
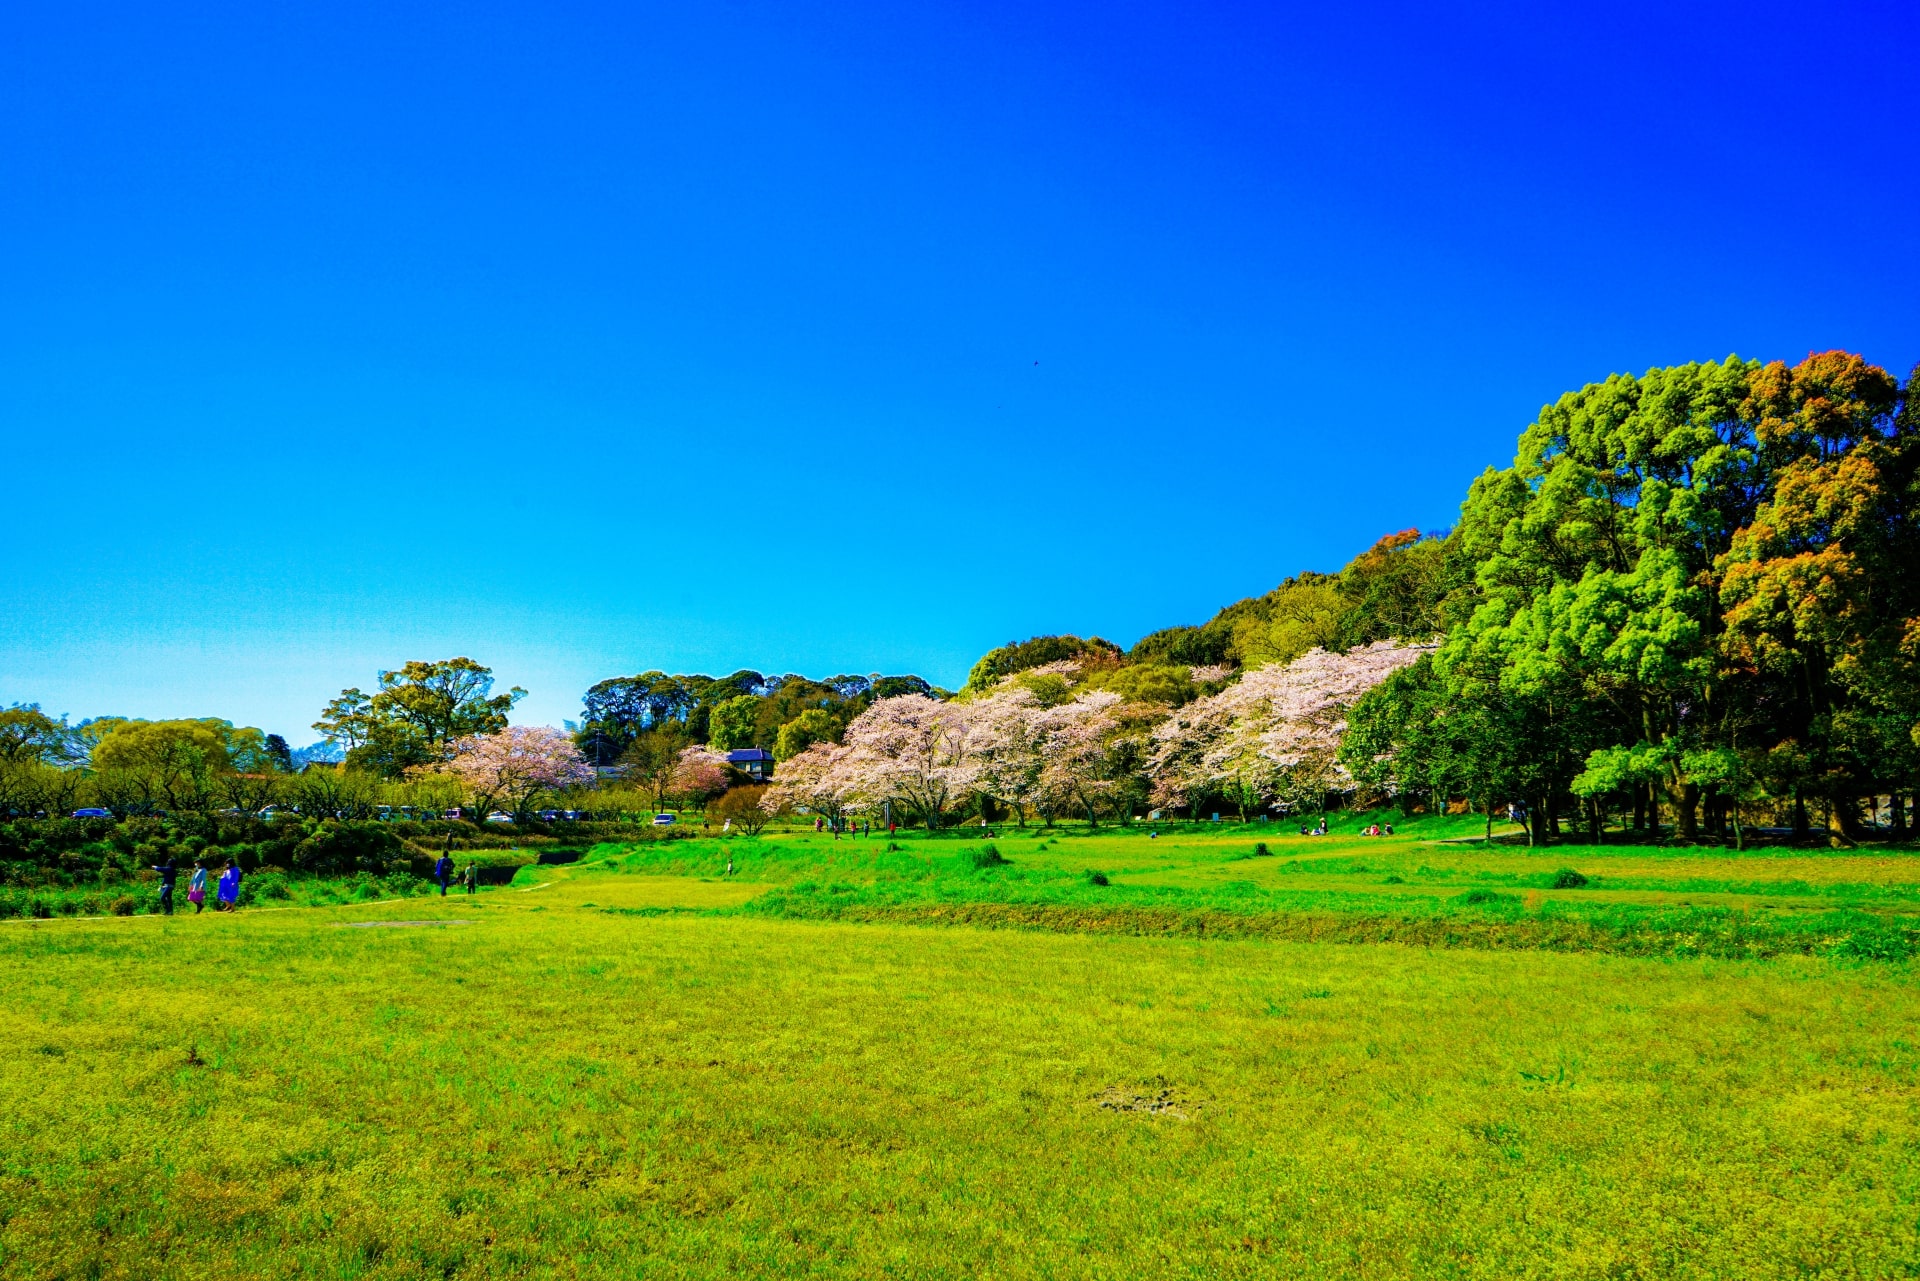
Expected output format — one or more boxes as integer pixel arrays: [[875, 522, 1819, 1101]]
[[315, 658, 523, 777]]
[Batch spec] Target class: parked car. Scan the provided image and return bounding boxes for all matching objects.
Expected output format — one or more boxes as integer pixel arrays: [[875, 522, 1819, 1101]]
[[443, 808, 468, 820], [562, 810, 586, 821], [485, 811, 515, 824], [71, 807, 113, 819], [535, 809, 563, 822], [651, 813, 676, 826]]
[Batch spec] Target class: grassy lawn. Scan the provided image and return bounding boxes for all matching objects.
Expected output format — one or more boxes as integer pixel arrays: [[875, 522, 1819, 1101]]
[[4, 824, 1919, 1278]]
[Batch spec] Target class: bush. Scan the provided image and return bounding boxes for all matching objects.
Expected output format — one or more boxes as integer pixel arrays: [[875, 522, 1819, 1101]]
[[710, 786, 772, 836], [292, 822, 403, 877], [243, 871, 292, 904], [1253, 842, 1270, 857], [1085, 870, 1110, 887], [1457, 889, 1519, 907], [1551, 868, 1590, 889], [1831, 928, 1917, 962], [109, 895, 137, 917], [967, 845, 1009, 869]]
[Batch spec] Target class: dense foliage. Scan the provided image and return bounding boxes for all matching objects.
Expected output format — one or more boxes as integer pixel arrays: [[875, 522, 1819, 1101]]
[[1344, 352, 1919, 844]]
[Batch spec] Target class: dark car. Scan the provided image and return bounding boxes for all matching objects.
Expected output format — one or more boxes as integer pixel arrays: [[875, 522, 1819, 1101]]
[[71, 807, 114, 819]]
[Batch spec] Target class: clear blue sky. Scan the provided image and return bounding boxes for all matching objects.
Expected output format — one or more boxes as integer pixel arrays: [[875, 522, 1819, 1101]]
[[2, 0, 1915, 742]]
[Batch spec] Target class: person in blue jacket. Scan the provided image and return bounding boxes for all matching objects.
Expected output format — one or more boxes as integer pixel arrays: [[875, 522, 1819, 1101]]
[[152, 857, 177, 915], [433, 852, 452, 896]]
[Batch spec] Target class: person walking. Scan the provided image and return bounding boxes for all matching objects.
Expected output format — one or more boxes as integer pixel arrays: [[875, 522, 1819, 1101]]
[[433, 851, 452, 897], [187, 860, 208, 913], [215, 860, 241, 912], [152, 856, 177, 916], [462, 862, 478, 896]]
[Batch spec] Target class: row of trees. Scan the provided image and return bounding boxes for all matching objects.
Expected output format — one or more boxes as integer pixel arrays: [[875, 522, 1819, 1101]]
[[763, 350, 1920, 846], [574, 669, 942, 766], [1341, 351, 1919, 844], [9, 350, 1910, 846], [763, 641, 1425, 829], [0, 703, 610, 825]]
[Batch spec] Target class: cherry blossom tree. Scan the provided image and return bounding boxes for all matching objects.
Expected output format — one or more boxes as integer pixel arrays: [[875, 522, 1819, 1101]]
[[761, 740, 862, 827], [964, 687, 1048, 824], [959, 684, 1122, 826], [443, 725, 594, 819], [840, 694, 978, 829], [669, 745, 731, 809], [1149, 640, 1432, 818], [1032, 691, 1121, 825]]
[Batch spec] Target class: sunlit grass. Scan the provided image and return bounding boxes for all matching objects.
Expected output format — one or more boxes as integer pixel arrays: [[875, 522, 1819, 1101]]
[[3, 827, 1918, 1277]]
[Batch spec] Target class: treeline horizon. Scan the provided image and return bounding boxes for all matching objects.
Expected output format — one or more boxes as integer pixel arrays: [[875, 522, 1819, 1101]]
[[5, 347, 1918, 847]]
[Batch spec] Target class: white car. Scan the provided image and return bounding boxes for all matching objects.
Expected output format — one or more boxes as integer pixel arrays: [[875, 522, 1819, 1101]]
[[485, 811, 515, 824]]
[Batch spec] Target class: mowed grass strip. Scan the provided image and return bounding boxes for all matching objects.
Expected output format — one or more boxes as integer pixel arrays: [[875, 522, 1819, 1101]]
[[2, 901, 1918, 1279]]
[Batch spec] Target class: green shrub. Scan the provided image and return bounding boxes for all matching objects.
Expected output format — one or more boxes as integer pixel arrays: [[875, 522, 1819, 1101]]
[[293, 822, 403, 877], [1085, 870, 1111, 887], [1551, 868, 1590, 889], [967, 846, 1009, 869], [1457, 889, 1519, 907], [109, 896, 137, 917], [1831, 928, 1917, 962], [242, 871, 292, 905], [1254, 842, 1270, 857]]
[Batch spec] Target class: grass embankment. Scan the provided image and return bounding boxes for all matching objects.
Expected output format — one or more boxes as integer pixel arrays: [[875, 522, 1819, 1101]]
[[4, 885, 1918, 1278], [0, 850, 586, 920], [577, 818, 1920, 961]]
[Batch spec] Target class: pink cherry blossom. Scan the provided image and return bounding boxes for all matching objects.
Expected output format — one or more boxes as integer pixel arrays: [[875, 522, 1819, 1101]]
[[762, 740, 862, 823], [443, 725, 594, 816], [839, 694, 979, 828], [1150, 641, 1431, 810]]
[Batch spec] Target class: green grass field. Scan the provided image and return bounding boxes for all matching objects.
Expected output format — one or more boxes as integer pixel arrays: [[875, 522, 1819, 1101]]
[[5, 821, 1919, 1278]]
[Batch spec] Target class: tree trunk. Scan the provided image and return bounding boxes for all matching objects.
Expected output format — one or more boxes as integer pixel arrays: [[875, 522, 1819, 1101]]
[[1484, 797, 1493, 845], [1647, 784, 1660, 840], [1833, 794, 1867, 842], [1892, 793, 1908, 839], [1632, 788, 1646, 832], [1792, 793, 1810, 842], [1679, 782, 1699, 841]]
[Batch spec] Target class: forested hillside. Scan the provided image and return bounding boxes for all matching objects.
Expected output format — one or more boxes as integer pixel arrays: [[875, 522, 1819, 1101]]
[[3, 350, 1914, 848]]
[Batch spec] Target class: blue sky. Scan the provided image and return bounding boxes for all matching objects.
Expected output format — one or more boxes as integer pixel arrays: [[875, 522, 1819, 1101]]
[[2, 0, 1915, 742]]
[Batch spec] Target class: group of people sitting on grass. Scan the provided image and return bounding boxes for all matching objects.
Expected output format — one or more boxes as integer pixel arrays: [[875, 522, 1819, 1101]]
[[148, 857, 243, 916], [1296, 820, 1394, 837]]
